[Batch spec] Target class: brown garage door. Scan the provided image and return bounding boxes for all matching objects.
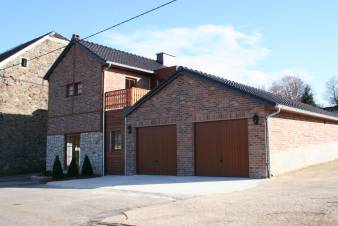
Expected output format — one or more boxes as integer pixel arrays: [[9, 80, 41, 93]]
[[137, 125, 177, 175], [195, 119, 249, 177]]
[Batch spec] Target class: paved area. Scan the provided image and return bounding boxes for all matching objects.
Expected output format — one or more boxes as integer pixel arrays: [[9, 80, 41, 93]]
[[101, 160, 338, 226], [1, 160, 338, 226], [48, 175, 260, 198]]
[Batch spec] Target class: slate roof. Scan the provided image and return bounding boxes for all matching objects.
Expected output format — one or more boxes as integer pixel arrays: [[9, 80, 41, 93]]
[[125, 66, 338, 119], [77, 40, 164, 71], [0, 32, 68, 63]]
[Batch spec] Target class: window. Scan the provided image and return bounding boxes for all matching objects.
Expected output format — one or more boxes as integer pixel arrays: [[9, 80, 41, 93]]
[[125, 78, 137, 89], [21, 58, 27, 67], [110, 130, 122, 151], [65, 134, 80, 168], [66, 82, 82, 97]]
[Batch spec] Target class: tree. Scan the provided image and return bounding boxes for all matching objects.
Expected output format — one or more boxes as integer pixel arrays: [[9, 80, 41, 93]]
[[52, 156, 64, 180], [81, 155, 94, 177], [67, 158, 79, 178], [301, 85, 316, 106], [269, 76, 306, 101], [326, 76, 338, 106]]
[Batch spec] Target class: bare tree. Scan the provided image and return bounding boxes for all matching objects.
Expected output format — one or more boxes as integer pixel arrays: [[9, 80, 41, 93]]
[[269, 75, 306, 101], [326, 76, 338, 106]]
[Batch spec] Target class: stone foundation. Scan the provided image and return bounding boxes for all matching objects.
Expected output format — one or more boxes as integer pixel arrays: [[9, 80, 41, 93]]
[[46, 132, 103, 175]]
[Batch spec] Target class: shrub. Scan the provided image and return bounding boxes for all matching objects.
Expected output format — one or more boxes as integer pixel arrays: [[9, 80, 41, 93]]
[[67, 158, 79, 178], [52, 156, 64, 180], [81, 155, 94, 177]]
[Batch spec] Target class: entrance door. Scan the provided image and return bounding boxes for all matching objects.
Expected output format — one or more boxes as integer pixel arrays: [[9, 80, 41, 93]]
[[65, 134, 80, 168], [195, 119, 249, 177]]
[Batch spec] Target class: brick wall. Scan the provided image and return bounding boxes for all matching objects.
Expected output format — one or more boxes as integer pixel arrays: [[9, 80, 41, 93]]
[[126, 73, 268, 178], [0, 38, 65, 175], [47, 44, 102, 135], [104, 68, 150, 92], [269, 112, 338, 175]]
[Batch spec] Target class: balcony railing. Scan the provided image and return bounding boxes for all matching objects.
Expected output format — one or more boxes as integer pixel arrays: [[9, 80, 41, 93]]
[[105, 87, 150, 110]]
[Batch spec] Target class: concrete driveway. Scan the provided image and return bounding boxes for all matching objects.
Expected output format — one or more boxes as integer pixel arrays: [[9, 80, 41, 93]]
[[47, 175, 260, 198], [0, 175, 258, 226]]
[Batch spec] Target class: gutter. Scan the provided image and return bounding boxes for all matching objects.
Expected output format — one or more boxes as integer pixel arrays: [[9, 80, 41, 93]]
[[106, 61, 154, 74], [276, 104, 338, 122], [265, 106, 281, 178]]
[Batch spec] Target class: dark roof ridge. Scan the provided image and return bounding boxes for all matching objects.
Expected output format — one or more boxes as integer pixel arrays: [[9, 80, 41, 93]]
[[125, 65, 338, 119], [178, 66, 338, 118], [79, 39, 160, 64]]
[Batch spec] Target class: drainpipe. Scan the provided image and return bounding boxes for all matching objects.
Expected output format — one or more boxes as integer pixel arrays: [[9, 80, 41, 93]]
[[124, 117, 127, 175], [102, 63, 113, 176], [102, 69, 105, 176], [265, 106, 281, 178]]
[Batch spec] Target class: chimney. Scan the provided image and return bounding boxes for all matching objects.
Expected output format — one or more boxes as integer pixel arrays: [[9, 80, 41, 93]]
[[72, 34, 80, 41], [156, 52, 176, 66]]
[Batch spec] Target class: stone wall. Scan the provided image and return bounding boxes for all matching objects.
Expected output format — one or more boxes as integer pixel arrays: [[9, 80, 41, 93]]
[[45, 132, 103, 175], [0, 37, 66, 175], [46, 135, 65, 171], [80, 132, 103, 175], [126, 72, 268, 178]]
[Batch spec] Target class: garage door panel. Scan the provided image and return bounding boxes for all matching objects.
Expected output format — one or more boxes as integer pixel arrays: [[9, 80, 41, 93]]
[[137, 125, 177, 175], [195, 119, 249, 177], [195, 122, 223, 176]]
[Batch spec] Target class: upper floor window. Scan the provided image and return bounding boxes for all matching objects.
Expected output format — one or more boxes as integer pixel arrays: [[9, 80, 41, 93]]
[[125, 77, 137, 89], [66, 82, 82, 97], [21, 58, 28, 67]]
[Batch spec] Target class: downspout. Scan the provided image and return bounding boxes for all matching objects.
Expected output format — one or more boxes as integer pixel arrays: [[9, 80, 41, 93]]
[[102, 62, 113, 176], [265, 106, 281, 178], [102, 68, 105, 176], [124, 117, 127, 175]]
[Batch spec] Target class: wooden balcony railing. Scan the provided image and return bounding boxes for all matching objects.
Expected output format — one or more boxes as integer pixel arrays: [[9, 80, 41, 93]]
[[105, 87, 150, 110]]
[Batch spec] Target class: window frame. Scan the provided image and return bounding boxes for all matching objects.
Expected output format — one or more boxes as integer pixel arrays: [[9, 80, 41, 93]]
[[66, 82, 82, 97], [125, 77, 137, 89], [110, 130, 122, 152]]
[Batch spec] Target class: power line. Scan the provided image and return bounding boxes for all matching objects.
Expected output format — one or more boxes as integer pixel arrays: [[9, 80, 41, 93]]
[[0, 0, 177, 73], [82, 0, 177, 40]]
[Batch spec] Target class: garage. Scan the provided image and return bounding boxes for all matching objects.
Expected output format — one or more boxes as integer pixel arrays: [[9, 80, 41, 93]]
[[136, 125, 177, 175], [195, 119, 249, 177]]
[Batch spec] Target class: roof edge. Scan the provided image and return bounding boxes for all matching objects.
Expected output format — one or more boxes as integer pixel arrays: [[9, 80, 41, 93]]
[[277, 104, 338, 122]]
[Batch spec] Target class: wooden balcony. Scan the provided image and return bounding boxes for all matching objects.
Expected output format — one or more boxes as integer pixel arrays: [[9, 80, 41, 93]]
[[105, 87, 150, 110]]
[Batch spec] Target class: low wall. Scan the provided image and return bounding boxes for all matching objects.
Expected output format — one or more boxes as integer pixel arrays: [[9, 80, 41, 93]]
[[269, 113, 338, 175]]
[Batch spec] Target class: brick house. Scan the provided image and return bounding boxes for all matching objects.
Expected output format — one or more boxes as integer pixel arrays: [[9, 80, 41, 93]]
[[125, 67, 338, 178], [44, 35, 174, 175], [45, 35, 338, 178], [0, 32, 68, 175]]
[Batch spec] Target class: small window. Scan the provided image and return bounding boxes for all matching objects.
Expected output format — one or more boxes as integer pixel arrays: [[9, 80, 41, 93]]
[[66, 82, 82, 97], [125, 78, 137, 89], [110, 130, 122, 151], [66, 84, 74, 97], [21, 58, 27, 67]]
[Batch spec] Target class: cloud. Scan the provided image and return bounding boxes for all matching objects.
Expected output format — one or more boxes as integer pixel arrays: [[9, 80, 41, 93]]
[[102, 25, 317, 95]]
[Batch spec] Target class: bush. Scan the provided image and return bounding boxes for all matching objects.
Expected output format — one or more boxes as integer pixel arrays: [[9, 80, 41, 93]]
[[81, 155, 94, 177], [52, 156, 64, 180], [67, 158, 79, 178]]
